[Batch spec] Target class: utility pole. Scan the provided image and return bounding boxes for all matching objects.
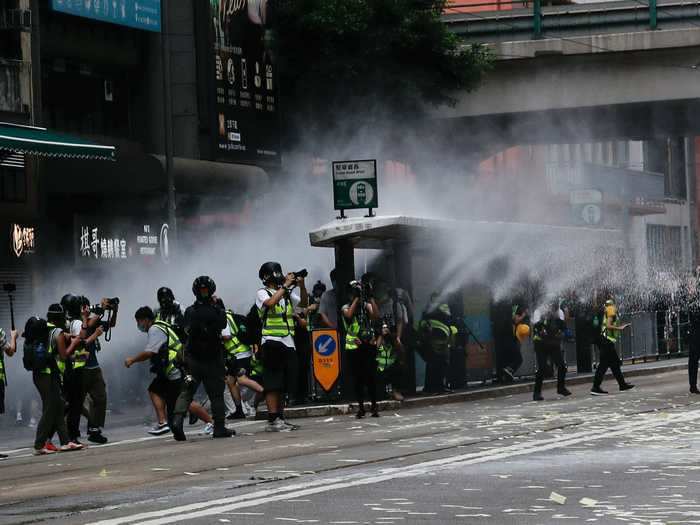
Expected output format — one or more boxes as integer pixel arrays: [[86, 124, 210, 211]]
[[161, 0, 177, 256]]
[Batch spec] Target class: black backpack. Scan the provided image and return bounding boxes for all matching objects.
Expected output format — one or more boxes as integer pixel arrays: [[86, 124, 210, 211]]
[[22, 317, 51, 372], [245, 305, 264, 347]]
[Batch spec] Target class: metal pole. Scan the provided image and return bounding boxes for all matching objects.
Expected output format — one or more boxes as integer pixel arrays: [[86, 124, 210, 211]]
[[533, 0, 542, 39], [649, 0, 658, 30], [161, 0, 177, 254]]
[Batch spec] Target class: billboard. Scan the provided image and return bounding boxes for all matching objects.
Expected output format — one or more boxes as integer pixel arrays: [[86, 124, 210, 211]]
[[209, 0, 280, 165], [51, 0, 161, 32]]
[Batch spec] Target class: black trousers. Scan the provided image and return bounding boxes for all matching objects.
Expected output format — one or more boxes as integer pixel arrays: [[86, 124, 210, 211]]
[[424, 347, 448, 393], [534, 341, 566, 395], [593, 339, 625, 389], [65, 367, 108, 439], [174, 357, 226, 429], [689, 341, 700, 389], [34, 372, 69, 449], [348, 344, 377, 409]]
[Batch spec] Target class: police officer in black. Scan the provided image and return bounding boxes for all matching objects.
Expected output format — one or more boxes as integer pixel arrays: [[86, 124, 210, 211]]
[[688, 272, 700, 394], [532, 301, 571, 401], [171, 276, 234, 441], [155, 287, 186, 341]]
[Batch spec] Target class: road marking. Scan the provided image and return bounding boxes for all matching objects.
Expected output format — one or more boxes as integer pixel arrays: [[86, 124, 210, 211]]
[[87, 408, 700, 525]]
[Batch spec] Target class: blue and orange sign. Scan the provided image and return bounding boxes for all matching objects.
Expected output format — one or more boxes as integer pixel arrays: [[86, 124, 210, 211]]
[[312, 330, 341, 392]]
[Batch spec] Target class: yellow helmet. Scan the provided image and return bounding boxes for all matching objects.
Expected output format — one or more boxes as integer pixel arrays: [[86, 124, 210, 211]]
[[516, 323, 530, 342]]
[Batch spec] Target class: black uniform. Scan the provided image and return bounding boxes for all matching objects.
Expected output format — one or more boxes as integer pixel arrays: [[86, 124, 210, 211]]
[[688, 307, 700, 393], [172, 299, 228, 439], [532, 312, 568, 399]]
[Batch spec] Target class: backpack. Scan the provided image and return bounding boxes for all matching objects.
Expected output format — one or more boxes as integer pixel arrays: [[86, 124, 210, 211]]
[[22, 317, 51, 372], [245, 305, 264, 347]]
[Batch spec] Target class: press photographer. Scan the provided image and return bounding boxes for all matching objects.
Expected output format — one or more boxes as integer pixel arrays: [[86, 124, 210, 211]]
[[62, 294, 118, 445], [342, 277, 380, 418], [256, 262, 308, 432]]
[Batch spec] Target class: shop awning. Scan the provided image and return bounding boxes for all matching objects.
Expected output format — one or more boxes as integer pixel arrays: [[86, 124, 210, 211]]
[[0, 122, 116, 161]]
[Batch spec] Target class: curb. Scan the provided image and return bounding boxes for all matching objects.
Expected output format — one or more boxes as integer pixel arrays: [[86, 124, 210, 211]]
[[270, 361, 689, 420]]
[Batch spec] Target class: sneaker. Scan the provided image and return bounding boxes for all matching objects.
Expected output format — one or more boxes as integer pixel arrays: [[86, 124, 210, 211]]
[[265, 419, 292, 432], [88, 430, 108, 445], [148, 423, 171, 436], [281, 419, 300, 431], [590, 387, 609, 396], [226, 408, 246, 420], [619, 383, 635, 392], [59, 442, 84, 452], [203, 422, 214, 435], [502, 367, 515, 382], [15, 412, 22, 425], [28, 417, 37, 429], [241, 400, 254, 416], [34, 447, 56, 456], [44, 441, 59, 453], [557, 388, 572, 397]]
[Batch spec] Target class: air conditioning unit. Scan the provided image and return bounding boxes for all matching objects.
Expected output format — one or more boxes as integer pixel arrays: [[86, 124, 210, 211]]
[[1, 9, 32, 31]]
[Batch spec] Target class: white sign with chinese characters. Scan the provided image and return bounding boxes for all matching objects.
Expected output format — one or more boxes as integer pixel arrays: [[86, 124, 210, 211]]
[[79, 226, 128, 260]]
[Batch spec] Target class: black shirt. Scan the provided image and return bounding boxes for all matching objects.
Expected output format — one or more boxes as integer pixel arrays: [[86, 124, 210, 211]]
[[184, 300, 227, 361]]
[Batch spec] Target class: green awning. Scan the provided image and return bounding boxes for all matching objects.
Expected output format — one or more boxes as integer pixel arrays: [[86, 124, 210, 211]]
[[0, 122, 116, 161]]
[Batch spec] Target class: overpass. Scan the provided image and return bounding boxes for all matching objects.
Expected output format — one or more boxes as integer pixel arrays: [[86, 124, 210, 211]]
[[431, 1, 700, 153]]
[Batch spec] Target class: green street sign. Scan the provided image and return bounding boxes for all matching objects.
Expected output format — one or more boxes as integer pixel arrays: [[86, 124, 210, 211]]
[[332, 160, 378, 212]]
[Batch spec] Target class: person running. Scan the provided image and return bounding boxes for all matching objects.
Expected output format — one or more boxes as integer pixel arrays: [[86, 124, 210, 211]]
[[591, 298, 635, 395]]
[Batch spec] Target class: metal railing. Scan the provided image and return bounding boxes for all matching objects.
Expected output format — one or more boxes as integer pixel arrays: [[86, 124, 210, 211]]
[[444, 0, 689, 42]]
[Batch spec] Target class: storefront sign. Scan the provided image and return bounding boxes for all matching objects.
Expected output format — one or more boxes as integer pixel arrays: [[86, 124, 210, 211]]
[[10, 224, 35, 258], [209, 0, 280, 165], [312, 330, 341, 392], [75, 216, 167, 264], [51, 0, 161, 32], [333, 160, 379, 211]]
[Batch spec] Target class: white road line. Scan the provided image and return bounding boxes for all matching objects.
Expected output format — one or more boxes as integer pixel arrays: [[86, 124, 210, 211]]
[[87, 408, 700, 525]]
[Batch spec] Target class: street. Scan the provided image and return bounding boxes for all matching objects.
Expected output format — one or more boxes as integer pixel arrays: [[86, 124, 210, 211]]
[[0, 368, 698, 524]]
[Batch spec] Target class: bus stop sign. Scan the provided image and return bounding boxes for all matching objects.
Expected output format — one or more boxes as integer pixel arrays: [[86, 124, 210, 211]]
[[333, 160, 378, 212], [312, 330, 341, 392]]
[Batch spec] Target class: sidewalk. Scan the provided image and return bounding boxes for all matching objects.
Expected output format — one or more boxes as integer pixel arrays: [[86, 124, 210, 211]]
[[275, 357, 689, 419]]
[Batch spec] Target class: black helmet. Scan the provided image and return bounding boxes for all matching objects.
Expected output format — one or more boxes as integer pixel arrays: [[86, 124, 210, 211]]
[[157, 287, 175, 308], [60, 294, 81, 320], [192, 276, 216, 300], [46, 303, 66, 327], [259, 261, 283, 284]]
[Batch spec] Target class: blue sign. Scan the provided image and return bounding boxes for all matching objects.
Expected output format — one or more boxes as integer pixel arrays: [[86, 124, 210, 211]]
[[51, 0, 161, 32], [314, 334, 336, 357]]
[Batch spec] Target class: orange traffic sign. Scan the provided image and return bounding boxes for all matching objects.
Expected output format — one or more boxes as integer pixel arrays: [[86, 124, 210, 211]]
[[312, 329, 341, 393]]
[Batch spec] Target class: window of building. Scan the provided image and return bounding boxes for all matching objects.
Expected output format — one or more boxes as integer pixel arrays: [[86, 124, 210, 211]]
[[647, 224, 682, 272]]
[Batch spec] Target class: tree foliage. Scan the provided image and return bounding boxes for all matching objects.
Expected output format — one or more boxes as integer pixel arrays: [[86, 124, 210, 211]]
[[271, 0, 492, 142]]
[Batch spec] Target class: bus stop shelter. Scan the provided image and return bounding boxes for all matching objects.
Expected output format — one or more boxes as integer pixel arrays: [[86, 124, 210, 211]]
[[309, 215, 625, 393]]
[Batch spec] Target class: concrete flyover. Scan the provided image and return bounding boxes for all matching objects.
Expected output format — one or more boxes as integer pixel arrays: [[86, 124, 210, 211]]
[[432, 2, 700, 153]]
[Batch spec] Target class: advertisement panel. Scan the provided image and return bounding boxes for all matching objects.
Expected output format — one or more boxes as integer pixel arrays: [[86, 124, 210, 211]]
[[209, 0, 280, 165], [51, 0, 161, 32]]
